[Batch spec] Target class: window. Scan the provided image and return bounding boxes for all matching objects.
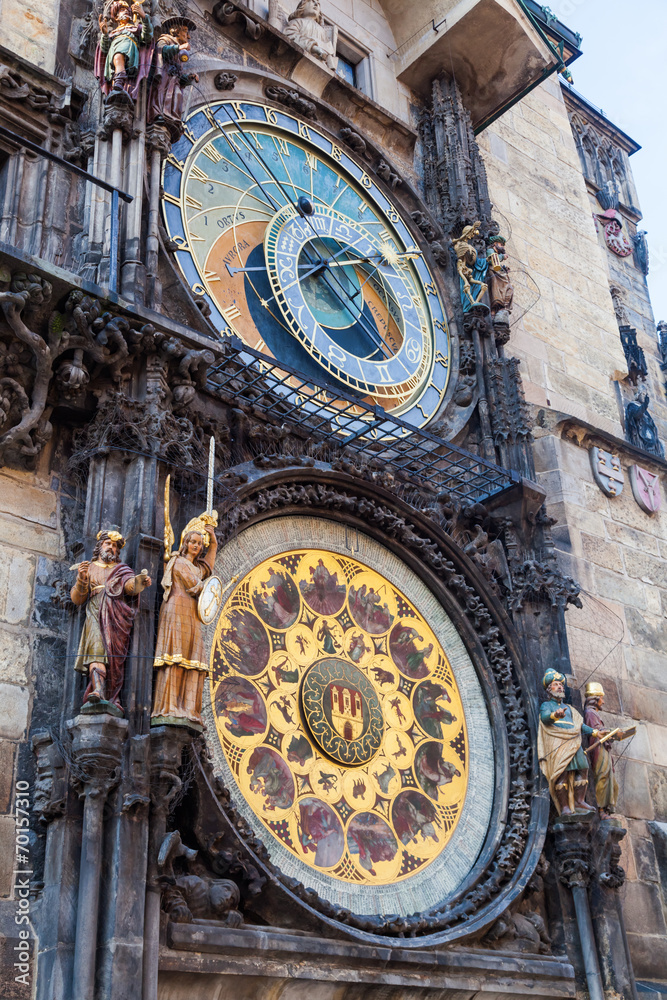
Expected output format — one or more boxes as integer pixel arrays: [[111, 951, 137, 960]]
[[335, 36, 373, 98], [336, 54, 357, 88]]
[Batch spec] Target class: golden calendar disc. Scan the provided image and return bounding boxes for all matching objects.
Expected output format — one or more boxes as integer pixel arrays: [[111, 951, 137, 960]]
[[210, 546, 469, 888]]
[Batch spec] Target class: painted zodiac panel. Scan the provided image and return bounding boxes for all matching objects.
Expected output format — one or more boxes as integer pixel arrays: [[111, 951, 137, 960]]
[[210, 548, 468, 887]]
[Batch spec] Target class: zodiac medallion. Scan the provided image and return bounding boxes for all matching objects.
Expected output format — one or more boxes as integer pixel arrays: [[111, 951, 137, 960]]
[[209, 547, 469, 887]]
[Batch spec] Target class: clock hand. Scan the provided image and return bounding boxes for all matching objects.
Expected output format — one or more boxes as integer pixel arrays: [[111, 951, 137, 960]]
[[226, 246, 370, 278]]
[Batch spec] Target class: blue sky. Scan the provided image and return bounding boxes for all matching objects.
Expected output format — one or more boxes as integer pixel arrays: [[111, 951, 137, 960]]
[[547, 0, 667, 324]]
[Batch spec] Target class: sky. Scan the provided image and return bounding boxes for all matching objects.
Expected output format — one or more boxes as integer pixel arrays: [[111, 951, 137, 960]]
[[547, 0, 667, 325]]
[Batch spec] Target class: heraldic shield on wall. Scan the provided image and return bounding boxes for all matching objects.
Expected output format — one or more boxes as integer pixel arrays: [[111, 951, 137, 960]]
[[196, 507, 535, 936]]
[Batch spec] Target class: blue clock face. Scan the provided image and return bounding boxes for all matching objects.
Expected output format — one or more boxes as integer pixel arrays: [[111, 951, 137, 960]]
[[161, 99, 451, 427]]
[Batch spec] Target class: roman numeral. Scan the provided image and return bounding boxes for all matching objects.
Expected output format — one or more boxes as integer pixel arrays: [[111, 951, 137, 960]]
[[222, 304, 241, 322], [247, 131, 264, 149], [275, 137, 290, 156], [201, 143, 222, 163], [166, 153, 183, 170], [185, 194, 202, 209], [305, 151, 318, 170], [190, 164, 209, 183], [163, 192, 180, 206], [204, 269, 220, 282]]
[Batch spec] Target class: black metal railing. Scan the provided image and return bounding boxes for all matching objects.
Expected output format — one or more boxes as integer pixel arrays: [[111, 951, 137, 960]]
[[0, 124, 132, 294], [208, 336, 520, 505]]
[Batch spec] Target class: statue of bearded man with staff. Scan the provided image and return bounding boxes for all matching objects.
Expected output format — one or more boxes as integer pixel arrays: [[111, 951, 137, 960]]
[[70, 526, 151, 715], [95, 0, 154, 100], [538, 668, 606, 816]]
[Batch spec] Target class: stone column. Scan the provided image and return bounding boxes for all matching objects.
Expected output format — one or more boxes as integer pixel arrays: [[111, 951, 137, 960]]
[[142, 726, 192, 1000], [68, 713, 128, 1000], [145, 124, 172, 310], [588, 817, 638, 1000], [121, 89, 148, 303], [33, 731, 78, 1000], [95, 733, 151, 1000], [554, 815, 605, 1000], [96, 97, 135, 288]]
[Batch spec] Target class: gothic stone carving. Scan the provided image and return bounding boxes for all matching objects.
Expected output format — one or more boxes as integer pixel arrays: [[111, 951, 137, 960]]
[[619, 326, 648, 384], [158, 830, 243, 925], [211, 1, 264, 40], [32, 731, 68, 824], [625, 393, 664, 458], [214, 70, 237, 91], [283, 0, 337, 71], [0, 272, 217, 469], [420, 76, 492, 237], [265, 85, 317, 120]]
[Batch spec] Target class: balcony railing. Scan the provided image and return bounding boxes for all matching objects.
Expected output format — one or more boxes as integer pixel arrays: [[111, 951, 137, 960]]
[[208, 336, 520, 505]]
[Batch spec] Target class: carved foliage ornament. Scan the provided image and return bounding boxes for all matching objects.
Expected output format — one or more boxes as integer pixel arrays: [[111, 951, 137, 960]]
[[199, 482, 538, 940], [0, 267, 216, 469]]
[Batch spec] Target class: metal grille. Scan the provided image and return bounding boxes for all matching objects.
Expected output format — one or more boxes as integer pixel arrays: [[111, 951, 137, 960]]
[[207, 337, 519, 504]]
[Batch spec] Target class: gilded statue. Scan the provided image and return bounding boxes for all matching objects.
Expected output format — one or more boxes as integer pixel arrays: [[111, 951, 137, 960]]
[[284, 0, 337, 71], [70, 526, 152, 715], [148, 16, 199, 137], [452, 222, 488, 311], [583, 681, 634, 816], [537, 669, 602, 815], [151, 477, 219, 731], [95, 0, 154, 100]]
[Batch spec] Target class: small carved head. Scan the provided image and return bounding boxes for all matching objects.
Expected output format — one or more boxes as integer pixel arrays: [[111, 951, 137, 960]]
[[93, 526, 125, 563], [289, 0, 323, 23], [110, 0, 132, 22], [180, 529, 207, 564]]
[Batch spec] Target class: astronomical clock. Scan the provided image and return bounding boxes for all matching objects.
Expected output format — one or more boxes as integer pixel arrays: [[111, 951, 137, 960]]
[[203, 516, 496, 920], [161, 96, 533, 939], [161, 99, 451, 427]]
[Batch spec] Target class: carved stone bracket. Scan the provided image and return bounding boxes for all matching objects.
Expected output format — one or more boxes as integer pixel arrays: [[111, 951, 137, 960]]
[[265, 84, 317, 120], [211, 1, 264, 40], [32, 730, 68, 824], [67, 712, 128, 801]]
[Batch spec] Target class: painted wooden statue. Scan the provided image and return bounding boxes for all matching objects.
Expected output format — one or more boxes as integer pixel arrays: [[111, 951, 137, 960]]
[[95, 0, 154, 100], [148, 16, 199, 137], [583, 681, 635, 815], [537, 668, 603, 816], [70, 525, 152, 715], [151, 475, 219, 731]]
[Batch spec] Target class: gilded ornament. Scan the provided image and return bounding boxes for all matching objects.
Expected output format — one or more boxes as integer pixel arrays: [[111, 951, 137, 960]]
[[210, 547, 468, 887]]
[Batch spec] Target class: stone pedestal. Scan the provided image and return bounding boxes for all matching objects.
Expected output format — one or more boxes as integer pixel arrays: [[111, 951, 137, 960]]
[[67, 713, 128, 1000]]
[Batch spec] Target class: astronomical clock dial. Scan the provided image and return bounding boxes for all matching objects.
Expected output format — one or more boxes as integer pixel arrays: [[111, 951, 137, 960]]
[[161, 100, 451, 428], [206, 521, 495, 917]]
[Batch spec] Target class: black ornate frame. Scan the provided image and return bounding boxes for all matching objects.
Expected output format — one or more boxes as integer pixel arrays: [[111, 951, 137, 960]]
[[196, 466, 548, 944]]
